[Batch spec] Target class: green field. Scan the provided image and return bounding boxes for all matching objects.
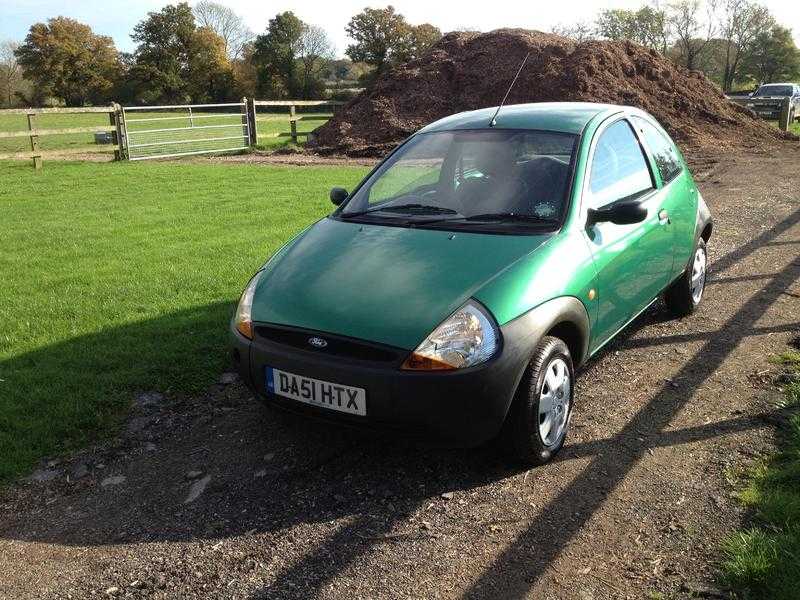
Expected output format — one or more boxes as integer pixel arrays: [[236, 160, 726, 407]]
[[0, 108, 330, 156], [0, 160, 368, 482], [722, 349, 800, 599]]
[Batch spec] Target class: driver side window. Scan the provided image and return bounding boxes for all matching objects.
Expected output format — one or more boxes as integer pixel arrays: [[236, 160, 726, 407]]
[[588, 120, 654, 209]]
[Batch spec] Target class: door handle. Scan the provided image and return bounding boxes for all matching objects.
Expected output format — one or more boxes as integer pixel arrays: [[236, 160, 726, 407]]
[[658, 209, 670, 225]]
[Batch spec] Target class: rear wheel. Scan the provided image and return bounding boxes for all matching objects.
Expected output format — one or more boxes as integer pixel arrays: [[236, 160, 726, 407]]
[[665, 238, 707, 317], [501, 336, 574, 466]]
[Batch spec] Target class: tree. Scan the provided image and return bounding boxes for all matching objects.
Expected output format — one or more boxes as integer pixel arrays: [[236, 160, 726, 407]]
[[596, 6, 670, 53], [396, 24, 442, 62], [252, 13, 333, 100], [296, 25, 335, 99], [130, 3, 197, 103], [718, 0, 773, 91], [552, 21, 596, 42], [0, 41, 28, 107], [667, 0, 717, 70], [596, 9, 638, 41], [192, 1, 252, 59], [345, 6, 411, 74], [189, 26, 235, 102], [14, 17, 120, 106], [130, 3, 237, 104], [743, 25, 800, 84], [252, 11, 305, 98]]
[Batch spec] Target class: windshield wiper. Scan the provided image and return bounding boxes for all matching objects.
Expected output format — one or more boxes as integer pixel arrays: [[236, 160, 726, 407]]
[[459, 212, 558, 223], [342, 203, 459, 218]]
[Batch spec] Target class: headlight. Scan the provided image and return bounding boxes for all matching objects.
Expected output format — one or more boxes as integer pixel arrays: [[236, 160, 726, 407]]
[[402, 300, 499, 370], [234, 271, 262, 339]]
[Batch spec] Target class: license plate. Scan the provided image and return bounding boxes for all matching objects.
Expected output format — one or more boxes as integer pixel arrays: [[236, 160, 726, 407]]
[[266, 367, 367, 416]]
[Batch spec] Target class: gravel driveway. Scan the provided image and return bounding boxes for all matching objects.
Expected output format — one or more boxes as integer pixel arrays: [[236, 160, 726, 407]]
[[1, 148, 798, 599]]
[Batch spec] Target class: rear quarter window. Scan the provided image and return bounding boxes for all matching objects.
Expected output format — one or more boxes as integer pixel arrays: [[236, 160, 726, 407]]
[[631, 117, 683, 184]]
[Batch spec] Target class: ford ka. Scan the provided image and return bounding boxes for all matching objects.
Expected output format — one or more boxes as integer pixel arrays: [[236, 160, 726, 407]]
[[230, 102, 713, 465]]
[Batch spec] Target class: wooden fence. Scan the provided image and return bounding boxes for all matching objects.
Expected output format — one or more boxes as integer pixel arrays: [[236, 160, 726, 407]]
[[0, 105, 123, 169], [0, 99, 345, 168], [251, 100, 343, 145]]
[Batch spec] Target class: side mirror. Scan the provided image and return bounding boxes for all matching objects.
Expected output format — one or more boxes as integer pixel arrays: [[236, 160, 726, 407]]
[[587, 201, 648, 227], [330, 187, 348, 206]]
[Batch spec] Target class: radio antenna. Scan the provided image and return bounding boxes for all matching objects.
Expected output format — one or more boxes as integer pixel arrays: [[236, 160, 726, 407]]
[[488, 52, 530, 127]]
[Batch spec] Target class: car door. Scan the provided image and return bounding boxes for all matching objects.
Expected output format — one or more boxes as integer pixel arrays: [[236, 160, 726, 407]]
[[582, 118, 674, 351], [631, 116, 698, 280]]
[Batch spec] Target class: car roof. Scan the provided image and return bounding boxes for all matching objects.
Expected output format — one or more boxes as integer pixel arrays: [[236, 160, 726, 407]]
[[419, 102, 626, 136]]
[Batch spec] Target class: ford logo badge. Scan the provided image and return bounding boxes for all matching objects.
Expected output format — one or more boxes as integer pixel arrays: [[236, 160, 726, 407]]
[[308, 336, 328, 348]]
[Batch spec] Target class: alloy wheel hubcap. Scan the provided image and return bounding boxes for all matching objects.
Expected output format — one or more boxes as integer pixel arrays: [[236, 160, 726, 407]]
[[691, 246, 707, 304], [538, 358, 571, 447]]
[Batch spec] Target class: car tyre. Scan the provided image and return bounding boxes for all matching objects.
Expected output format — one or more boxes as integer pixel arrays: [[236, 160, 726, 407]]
[[664, 237, 707, 317], [501, 336, 574, 466]]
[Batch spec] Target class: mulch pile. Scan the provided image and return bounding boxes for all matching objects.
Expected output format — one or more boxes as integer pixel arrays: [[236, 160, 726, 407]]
[[310, 29, 792, 157]]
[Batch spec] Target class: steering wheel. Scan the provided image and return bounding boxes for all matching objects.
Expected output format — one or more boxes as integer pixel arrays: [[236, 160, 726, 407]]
[[455, 172, 532, 215]]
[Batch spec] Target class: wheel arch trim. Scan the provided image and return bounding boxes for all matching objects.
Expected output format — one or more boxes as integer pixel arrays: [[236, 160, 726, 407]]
[[501, 296, 591, 369]]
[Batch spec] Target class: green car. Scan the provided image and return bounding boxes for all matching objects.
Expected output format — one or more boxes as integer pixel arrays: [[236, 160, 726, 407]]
[[230, 102, 712, 465]]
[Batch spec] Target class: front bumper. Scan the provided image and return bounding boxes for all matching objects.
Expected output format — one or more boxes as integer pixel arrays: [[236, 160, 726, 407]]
[[748, 103, 783, 119], [229, 321, 532, 446]]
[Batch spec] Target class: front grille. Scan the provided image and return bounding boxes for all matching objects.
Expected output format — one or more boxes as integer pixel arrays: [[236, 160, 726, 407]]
[[254, 324, 404, 363]]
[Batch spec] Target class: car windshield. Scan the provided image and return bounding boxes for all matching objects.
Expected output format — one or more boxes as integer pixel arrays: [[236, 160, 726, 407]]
[[339, 129, 578, 229], [754, 85, 793, 97]]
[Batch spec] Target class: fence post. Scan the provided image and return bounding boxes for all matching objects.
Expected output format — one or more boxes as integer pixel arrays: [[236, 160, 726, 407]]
[[289, 104, 297, 144], [110, 104, 123, 161], [27, 112, 42, 170], [249, 99, 258, 146], [778, 97, 791, 132], [117, 104, 129, 160]]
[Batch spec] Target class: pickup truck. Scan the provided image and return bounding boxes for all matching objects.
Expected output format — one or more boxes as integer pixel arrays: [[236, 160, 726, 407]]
[[728, 83, 800, 122]]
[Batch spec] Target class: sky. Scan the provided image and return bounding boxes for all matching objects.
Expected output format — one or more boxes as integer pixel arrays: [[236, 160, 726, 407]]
[[2, 0, 799, 56]]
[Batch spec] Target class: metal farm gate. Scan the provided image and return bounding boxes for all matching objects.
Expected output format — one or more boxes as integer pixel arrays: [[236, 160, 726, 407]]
[[121, 102, 250, 160]]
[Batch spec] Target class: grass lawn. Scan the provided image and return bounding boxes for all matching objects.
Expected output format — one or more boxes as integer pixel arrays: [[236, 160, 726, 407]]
[[721, 349, 800, 599], [0, 159, 368, 482]]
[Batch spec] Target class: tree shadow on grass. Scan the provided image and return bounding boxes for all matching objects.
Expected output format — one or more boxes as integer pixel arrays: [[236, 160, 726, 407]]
[[0, 300, 236, 482]]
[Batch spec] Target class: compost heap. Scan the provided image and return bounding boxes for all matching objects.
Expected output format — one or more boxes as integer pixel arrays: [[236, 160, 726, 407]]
[[311, 29, 789, 157]]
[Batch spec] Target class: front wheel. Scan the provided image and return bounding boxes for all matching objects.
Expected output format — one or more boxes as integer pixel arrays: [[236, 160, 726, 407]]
[[501, 336, 574, 466], [664, 238, 707, 317]]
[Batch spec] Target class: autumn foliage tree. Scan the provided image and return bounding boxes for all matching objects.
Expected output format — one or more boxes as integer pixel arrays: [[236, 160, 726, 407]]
[[129, 3, 236, 104], [14, 17, 120, 106]]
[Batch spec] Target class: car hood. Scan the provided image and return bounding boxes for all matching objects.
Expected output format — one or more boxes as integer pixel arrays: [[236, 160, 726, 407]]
[[251, 217, 550, 349]]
